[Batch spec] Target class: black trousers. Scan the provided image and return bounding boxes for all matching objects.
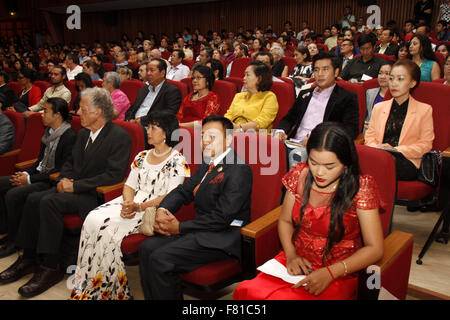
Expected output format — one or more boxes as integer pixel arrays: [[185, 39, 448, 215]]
[[0, 176, 51, 239], [138, 233, 231, 300], [387, 151, 418, 181], [14, 187, 82, 256]]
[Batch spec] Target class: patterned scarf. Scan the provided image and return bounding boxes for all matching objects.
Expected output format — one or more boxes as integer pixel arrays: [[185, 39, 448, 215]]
[[39, 121, 72, 174]]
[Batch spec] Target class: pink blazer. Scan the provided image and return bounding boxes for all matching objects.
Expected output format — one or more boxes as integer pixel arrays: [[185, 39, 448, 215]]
[[365, 96, 434, 168]]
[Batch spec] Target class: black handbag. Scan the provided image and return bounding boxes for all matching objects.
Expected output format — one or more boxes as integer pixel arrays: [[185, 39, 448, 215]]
[[417, 151, 442, 187]]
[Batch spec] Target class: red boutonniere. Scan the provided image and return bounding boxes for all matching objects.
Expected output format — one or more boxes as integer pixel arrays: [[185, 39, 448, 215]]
[[209, 172, 225, 184]]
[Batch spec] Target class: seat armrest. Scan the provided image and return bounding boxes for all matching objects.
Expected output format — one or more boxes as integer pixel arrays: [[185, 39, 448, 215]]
[[443, 146, 450, 158], [0, 148, 21, 158], [96, 181, 125, 194], [49, 172, 60, 181], [241, 206, 282, 238], [354, 133, 364, 145], [376, 230, 414, 272], [15, 158, 37, 170]]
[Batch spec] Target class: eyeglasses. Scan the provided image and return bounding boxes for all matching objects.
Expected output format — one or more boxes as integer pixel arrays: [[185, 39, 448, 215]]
[[192, 76, 205, 81]]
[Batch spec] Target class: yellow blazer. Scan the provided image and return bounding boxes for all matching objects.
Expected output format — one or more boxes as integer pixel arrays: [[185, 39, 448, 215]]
[[365, 96, 434, 168], [224, 91, 279, 130]]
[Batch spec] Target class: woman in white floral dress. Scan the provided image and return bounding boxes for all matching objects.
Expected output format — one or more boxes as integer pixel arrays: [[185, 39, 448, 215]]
[[71, 113, 190, 300]]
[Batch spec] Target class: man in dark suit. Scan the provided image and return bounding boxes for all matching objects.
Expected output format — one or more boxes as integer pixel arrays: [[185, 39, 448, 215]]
[[273, 52, 359, 167], [375, 29, 399, 57], [125, 58, 182, 128], [0, 98, 76, 258], [0, 72, 18, 110], [139, 115, 253, 300], [0, 87, 131, 298]]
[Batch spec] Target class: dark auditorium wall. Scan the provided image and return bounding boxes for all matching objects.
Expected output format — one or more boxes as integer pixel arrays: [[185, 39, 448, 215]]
[[49, 0, 443, 43]]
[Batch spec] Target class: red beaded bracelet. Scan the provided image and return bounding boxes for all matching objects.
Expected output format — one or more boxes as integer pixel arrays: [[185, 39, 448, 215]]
[[326, 266, 336, 281]]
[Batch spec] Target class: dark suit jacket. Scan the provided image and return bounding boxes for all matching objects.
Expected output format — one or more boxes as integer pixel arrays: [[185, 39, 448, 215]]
[[276, 84, 360, 139], [375, 43, 399, 56], [0, 113, 14, 154], [125, 80, 182, 127], [159, 150, 253, 260], [58, 121, 131, 218], [0, 84, 18, 110], [25, 128, 76, 183]]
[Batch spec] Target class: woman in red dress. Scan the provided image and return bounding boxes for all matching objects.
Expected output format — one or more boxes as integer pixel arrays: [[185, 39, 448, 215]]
[[177, 64, 220, 128], [234, 122, 384, 300]]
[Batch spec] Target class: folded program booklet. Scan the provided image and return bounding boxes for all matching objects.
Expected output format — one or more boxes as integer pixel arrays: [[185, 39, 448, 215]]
[[257, 258, 307, 285]]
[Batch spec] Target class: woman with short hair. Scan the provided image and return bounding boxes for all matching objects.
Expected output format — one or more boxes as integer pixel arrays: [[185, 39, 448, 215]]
[[224, 61, 279, 131], [102, 71, 131, 120], [178, 64, 220, 128]]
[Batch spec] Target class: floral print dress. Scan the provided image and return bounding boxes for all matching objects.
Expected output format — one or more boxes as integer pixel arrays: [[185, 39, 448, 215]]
[[70, 149, 190, 300]]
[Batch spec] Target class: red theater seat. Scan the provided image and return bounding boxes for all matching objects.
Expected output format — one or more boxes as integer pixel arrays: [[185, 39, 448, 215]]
[[34, 81, 51, 95], [6, 82, 23, 96], [229, 57, 251, 78], [271, 81, 296, 129], [120, 79, 145, 103], [0, 112, 43, 176], [211, 79, 238, 115], [166, 79, 188, 99], [281, 56, 296, 74]]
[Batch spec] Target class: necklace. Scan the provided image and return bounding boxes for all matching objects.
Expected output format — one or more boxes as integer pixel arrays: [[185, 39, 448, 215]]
[[152, 147, 172, 157]]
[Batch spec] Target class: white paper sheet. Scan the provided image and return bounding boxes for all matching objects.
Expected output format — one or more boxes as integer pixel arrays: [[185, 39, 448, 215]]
[[257, 259, 307, 285]]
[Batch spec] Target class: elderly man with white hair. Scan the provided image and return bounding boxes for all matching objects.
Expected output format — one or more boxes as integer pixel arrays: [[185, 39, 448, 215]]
[[149, 48, 170, 68], [0, 87, 131, 298], [102, 71, 131, 120]]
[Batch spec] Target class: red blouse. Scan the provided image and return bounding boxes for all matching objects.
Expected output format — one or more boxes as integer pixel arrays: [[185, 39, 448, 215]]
[[282, 162, 380, 270], [177, 91, 220, 123]]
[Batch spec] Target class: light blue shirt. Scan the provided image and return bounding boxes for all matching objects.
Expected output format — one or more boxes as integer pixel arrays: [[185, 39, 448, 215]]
[[135, 81, 165, 119]]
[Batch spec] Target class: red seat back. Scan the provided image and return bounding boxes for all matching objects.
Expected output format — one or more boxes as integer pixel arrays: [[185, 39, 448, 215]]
[[317, 43, 329, 52], [232, 132, 287, 222], [432, 78, 446, 84], [356, 145, 396, 236], [16, 113, 46, 163], [224, 77, 244, 92], [180, 77, 192, 93], [112, 120, 145, 175], [3, 111, 25, 150], [336, 80, 366, 133], [34, 81, 51, 96], [104, 63, 114, 72], [362, 78, 380, 91], [6, 81, 23, 96], [70, 115, 83, 133], [281, 56, 296, 74], [64, 80, 78, 110], [92, 80, 103, 87], [166, 79, 188, 99], [120, 79, 145, 103], [229, 57, 251, 78], [434, 52, 445, 77], [411, 82, 450, 152], [161, 50, 171, 60], [271, 81, 296, 129], [211, 79, 237, 115], [182, 60, 195, 70], [128, 61, 139, 69]]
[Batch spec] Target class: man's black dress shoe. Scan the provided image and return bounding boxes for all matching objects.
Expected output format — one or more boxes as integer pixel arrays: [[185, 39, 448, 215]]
[[0, 242, 17, 258], [0, 256, 36, 284], [18, 265, 64, 298]]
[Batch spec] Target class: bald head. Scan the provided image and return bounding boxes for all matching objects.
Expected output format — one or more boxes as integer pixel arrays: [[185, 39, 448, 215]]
[[149, 49, 162, 59]]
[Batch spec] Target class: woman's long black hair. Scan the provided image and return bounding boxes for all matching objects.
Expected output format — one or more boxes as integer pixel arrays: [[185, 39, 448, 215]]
[[292, 122, 360, 264]]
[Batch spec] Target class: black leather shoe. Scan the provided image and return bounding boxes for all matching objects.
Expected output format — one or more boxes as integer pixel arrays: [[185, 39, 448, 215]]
[[0, 242, 17, 258], [18, 265, 64, 298], [0, 256, 36, 284]]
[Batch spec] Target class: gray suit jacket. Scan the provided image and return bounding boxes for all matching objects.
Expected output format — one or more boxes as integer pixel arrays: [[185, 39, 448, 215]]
[[365, 87, 381, 122]]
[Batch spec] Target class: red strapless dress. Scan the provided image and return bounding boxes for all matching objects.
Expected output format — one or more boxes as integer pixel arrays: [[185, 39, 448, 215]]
[[234, 162, 380, 300]]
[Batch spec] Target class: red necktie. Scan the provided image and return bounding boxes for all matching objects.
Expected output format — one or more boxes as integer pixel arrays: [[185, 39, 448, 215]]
[[193, 162, 215, 196]]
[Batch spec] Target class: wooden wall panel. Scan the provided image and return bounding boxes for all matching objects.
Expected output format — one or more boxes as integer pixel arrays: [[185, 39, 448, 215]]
[[54, 0, 444, 44]]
